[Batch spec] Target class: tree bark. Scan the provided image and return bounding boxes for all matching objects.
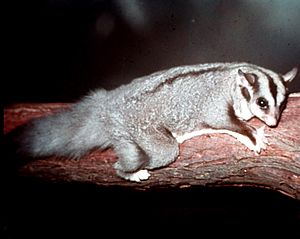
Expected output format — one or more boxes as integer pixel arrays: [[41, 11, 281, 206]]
[[4, 94, 300, 199]]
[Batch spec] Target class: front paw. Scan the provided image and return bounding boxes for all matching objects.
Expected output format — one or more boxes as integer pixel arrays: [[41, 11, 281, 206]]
[[253, 126, 269, 154]]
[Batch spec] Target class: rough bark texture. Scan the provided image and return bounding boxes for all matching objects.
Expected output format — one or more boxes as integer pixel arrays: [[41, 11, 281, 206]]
[[4, 94, 300, 199]]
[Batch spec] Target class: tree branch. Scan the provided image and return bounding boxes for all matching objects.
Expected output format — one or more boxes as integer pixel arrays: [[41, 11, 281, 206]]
[[4, 94, 300, 199]]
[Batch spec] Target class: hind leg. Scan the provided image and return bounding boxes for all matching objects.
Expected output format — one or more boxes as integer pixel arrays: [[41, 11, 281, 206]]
[[137, 126, 179, 170], [113, 126, 179, 182], [113, 139, 151, 182]]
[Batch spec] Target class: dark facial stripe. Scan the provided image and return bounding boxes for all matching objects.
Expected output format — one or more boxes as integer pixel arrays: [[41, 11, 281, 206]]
[[251, 74, 260, 93], [265, 73, 278, 106], [241, 86, 251, 101]]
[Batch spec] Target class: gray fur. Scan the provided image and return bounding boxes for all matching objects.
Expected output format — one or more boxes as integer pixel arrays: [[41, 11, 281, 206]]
[[18, 62, 297, 181]]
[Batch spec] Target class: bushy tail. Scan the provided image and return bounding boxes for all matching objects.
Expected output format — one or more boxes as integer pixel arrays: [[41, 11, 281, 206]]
[[10, 93, 109, 161]]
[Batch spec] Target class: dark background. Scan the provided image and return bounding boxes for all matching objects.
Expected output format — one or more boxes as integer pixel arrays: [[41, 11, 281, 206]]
[[4, 0, 300, 105], [3, 0, 300, 237]]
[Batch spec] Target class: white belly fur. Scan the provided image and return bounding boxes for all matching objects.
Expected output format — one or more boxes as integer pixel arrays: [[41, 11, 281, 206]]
[[172, 128, 234, 143], [172, 128, 260, 153]]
